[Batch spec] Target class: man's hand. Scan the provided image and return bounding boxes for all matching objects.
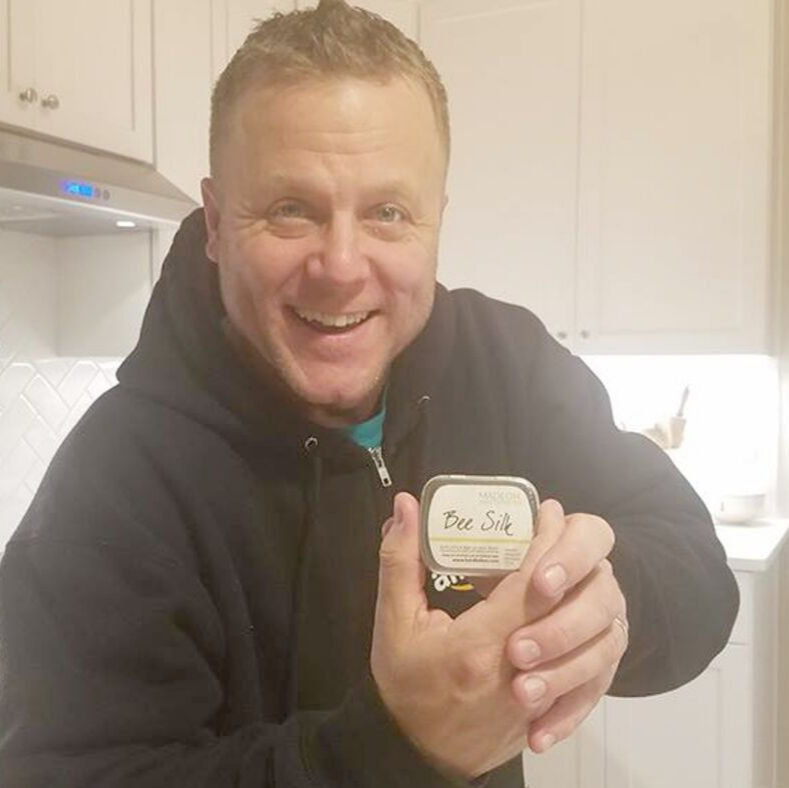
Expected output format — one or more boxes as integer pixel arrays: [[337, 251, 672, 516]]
[[504, 502, 628, 754], [370, 493, 567, 780]]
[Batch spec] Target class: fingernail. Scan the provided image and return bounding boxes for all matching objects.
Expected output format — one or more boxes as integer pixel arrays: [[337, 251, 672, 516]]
[[539, 733, 556, 752], [515, 639, 541, 667], [522, 676, 547, 703], [543, 564, 567, 594]]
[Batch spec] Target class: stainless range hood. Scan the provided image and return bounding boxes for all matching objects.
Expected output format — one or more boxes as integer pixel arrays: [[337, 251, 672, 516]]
[[0, 129, 198, 237]]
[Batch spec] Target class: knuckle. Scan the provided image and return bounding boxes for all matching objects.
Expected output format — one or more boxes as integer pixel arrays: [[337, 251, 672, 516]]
[[595, 517, 616, 553], [452, 647, 498, 687], [601, 595, 621, 628], [377, 542, 399, 570], [547, 619, 574, 656], [609, 622, 629, 657]]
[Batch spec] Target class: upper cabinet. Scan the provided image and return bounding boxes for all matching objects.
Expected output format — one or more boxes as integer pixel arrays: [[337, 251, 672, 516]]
[[420, 0, 582, 345], [0, 0, 153, 162], [575, 0, 774, 354], [152, 0, 219, 202], [421, 0, 779, 354]]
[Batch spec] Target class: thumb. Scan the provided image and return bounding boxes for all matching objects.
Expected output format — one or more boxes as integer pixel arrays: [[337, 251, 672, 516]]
[[376, 492, 426, 632]]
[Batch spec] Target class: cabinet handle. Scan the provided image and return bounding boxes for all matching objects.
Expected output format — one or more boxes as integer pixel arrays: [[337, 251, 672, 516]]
[[41, 94, 60, 110], [580, 329, 590, 339], [18, 87, 38, 103]]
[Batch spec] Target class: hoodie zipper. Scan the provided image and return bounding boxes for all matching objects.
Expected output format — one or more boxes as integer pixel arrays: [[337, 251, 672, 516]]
[[368, 446, 393, 487]]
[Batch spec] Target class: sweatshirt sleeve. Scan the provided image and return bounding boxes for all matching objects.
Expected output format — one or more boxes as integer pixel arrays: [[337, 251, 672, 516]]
[[0, 536, 470, 788], [522, 320, 739, 697]]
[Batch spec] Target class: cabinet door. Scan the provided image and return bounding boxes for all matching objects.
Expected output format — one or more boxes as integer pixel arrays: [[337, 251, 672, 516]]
[[602, 645, 751, 788], [30, 0, 153, 161], [575, 0, 773, 354], [153, 0, 215, 202], [420, 0, 580, 345], [0, 1, 38, 132]]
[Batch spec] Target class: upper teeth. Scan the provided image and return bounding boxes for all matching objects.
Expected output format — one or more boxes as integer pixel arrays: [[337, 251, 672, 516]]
[[294, 308, 371, 328]]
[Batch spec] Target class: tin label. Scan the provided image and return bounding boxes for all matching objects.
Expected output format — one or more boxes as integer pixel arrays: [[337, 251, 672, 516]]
[[426, 483, 535, 573]]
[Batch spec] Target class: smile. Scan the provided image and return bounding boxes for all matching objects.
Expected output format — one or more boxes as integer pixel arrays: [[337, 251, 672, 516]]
[[292, 307, 373, 330]]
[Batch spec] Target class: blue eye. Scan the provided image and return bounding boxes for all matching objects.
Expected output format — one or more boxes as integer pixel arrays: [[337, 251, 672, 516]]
[[375, 204, 406, 223], [270, 201, 308, 220]]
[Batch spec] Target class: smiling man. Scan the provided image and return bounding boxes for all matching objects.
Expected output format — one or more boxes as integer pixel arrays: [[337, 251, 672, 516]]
[[203, 75, 447, 427], [0, 2, 739, 787]]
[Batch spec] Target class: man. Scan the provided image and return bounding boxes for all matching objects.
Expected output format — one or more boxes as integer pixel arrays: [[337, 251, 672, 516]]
[[0, 2, 738, 786]]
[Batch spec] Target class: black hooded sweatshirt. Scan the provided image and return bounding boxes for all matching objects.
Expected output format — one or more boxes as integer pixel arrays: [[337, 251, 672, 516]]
[[0, 210, 739, 788]]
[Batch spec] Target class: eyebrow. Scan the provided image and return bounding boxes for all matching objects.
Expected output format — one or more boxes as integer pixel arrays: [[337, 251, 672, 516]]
[[264, 173, 420, 203]]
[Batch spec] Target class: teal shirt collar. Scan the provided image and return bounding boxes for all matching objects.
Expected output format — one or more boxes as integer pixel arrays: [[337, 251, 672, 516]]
[[344, 402, 386, 449]]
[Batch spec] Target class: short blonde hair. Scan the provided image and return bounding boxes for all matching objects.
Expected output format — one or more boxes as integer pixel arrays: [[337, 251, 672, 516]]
[[209, 0, 450, 176]]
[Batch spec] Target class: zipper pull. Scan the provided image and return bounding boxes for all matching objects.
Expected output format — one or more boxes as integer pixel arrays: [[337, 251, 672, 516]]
[[368, 446, 393, 487]]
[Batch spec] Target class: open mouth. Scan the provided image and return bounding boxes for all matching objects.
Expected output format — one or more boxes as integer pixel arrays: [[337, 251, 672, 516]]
[[290, 306, 376, 335]]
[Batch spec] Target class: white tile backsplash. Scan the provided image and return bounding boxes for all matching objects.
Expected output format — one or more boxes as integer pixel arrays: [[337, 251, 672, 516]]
[[0, 362, 35, 410], [0, 228, 122, 548], [0, 358, 120, 547]]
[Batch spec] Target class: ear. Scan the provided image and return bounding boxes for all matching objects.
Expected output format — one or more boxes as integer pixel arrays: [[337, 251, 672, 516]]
[[201, 177, 221, 263]]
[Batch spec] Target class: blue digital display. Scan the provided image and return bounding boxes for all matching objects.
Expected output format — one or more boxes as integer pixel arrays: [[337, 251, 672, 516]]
[[60, 179, 95, 198]]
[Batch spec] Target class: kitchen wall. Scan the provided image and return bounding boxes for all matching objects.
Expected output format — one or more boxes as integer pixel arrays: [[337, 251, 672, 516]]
[[585, 355, 780, 518], [0, 227, 135, 549]]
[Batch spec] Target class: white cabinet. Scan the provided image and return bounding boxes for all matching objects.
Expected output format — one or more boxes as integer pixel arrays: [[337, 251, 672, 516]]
[[420, 0, 581, 345], [420, 0, 778, 354], [575, 0, 774, 354], [602, 645, 751, 788], [152, 0, 217, 202], [0, 0, 153, 162]]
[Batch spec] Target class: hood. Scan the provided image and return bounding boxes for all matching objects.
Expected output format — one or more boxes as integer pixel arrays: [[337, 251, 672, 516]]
[[0, 129, 196, 236], [117, 209, 456, 458]]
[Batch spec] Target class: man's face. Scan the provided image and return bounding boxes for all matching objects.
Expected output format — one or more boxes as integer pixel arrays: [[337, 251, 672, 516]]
[[202, 77, 447, 428]]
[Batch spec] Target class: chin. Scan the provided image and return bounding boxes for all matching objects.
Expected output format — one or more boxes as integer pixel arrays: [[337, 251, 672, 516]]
[[295, 377, 383, 425]]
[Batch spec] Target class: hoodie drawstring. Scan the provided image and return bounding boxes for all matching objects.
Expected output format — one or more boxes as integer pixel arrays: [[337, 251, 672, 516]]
[[283, 436, 322, 716], [410, 394, 433, 492]]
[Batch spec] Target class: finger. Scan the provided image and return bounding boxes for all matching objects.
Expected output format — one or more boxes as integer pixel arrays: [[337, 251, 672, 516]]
[[508, 560, 626, 670], [531, 512, 615, 598], [459, 500, 566, 638], [526, 663, 618, 753], [510, 616, 628, 715], [375, 492, 427, 632]]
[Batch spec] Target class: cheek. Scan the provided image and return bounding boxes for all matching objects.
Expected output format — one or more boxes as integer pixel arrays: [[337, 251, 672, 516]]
[[384, 248, 438, 304], [228, 237, 304, 302]]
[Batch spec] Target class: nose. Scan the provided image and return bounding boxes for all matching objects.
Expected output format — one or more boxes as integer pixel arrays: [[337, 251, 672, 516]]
[[305, 212, 369, 288]]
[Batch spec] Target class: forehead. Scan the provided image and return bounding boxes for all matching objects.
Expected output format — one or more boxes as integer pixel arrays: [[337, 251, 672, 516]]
[[223, 76, 446, 181]]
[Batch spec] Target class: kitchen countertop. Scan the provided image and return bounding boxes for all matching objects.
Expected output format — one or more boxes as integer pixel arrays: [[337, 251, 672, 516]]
[[714, 518, 789, 572]]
